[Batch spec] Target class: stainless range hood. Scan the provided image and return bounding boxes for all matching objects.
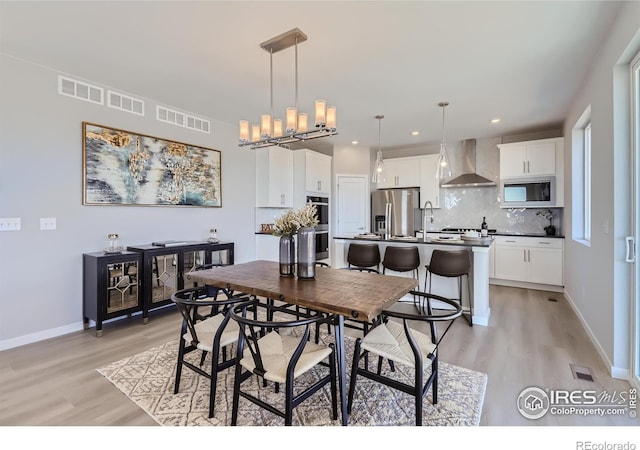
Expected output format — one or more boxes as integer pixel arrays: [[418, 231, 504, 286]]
[[440, 139, 495, 188]]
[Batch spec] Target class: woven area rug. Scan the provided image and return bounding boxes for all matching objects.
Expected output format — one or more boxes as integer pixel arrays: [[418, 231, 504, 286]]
[[97, 334, 487, 426]]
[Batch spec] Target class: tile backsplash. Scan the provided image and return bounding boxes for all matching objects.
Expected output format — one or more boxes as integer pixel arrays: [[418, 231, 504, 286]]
[[422, 185, 563, 235]]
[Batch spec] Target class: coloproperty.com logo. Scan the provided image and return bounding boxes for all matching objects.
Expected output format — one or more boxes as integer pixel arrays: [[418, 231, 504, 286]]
[[517, 386, 637, 419]]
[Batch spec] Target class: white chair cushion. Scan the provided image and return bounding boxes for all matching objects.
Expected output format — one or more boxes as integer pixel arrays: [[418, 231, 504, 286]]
[[360, 320, 436, 369], [239, 331, 332, 384], [183, 313, 239, 352]]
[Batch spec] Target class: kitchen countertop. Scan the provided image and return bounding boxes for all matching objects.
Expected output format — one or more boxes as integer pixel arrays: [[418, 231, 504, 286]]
[[419, 230, 565, 239], [333, 235, 493, 248]]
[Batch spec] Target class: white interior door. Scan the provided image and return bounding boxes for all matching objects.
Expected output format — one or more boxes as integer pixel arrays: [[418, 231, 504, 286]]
[[336, 175, 368, 237]]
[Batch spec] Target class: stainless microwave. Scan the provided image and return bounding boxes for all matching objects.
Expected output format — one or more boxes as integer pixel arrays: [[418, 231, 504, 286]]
[[501, 176, 555, 208]]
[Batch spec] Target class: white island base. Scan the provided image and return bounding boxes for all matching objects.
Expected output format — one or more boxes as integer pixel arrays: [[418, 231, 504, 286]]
[[332, 238, 491, 326]]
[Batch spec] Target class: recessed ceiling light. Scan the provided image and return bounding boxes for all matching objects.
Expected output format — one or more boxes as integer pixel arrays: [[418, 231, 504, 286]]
[[351, 140, 358, 145], [411, 131, 420, 136], [490, 118, 501, 124]]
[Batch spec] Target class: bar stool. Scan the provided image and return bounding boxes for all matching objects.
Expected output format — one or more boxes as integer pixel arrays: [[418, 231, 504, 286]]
[[347, 243, 381, 273], [424, 249, 473, 326], [382, 246, 420, 279]]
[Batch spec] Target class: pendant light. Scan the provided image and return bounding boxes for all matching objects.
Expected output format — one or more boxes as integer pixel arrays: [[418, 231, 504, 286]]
[[371, 115, 385, 184], [436, 101, 452, 180]]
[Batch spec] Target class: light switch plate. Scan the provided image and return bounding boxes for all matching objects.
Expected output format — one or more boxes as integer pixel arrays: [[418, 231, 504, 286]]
[[0, 217, 21, 231], [40, 218, 57, 230]]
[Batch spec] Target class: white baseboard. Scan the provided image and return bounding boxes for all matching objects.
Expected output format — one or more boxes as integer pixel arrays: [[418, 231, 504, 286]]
[[563, 289, 628, 381], [490, 278, 563, 293], [472, 308, 490, 326], [0, 310, 148, 351], [0, 322, 85, 351]]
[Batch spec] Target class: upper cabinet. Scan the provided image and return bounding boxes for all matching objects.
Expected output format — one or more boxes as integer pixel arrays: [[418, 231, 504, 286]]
[[498, 137, 564, 207], [498, 138, 560, 178], [419, 155, 441, 208], [303, 150, 332, 194], [293, 149, 332, 206], [256, 147, 294, 207], [376, 156, 421, 189]]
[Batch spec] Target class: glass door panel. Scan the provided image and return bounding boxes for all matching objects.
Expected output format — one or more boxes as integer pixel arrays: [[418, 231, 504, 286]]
[[106, 261, 139, 313], [151, 253, 178, 304]]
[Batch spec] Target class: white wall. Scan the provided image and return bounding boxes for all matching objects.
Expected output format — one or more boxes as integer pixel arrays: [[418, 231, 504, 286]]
[[0, 55, 257, 349], [563, 1, 640, 377]]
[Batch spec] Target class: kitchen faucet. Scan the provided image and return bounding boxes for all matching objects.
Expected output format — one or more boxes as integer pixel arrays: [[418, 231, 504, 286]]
[[422, 200, 434, 242]]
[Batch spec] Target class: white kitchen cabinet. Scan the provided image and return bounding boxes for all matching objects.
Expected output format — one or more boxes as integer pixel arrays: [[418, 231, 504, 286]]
[[376, 156, 421, 189], [419, 155, 440, 208], [256, 234, 280, 262], [498, 138, 558, 178], [304, 150, 332, 194], [293, 149, 332, 207], [493, 236, 563, 287], [256, 147, 294, 207]]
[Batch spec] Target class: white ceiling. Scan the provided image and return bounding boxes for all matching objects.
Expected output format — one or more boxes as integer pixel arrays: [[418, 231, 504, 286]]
[[0, 1, 623, 152]]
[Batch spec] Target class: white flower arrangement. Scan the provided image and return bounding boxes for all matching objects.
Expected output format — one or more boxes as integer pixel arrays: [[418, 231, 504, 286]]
[[273, 202, 319, 237]]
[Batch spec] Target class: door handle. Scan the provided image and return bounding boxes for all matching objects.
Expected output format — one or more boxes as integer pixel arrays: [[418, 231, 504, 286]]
[[523, 249, 526, 263], [523, 161, 526, 174], [527, 160, 530, 173], [626, 236, 636, 263]]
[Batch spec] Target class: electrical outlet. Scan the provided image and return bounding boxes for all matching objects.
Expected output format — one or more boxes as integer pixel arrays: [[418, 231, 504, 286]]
[[40, 218, 56, 230], [0, 217, 21, 231]]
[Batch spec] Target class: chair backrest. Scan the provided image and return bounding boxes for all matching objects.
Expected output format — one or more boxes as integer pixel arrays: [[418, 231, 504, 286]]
[[230, 299, 332, 378], [347, 243, 381, 269], [171, 286, 248, 347], [382, 290, 462, 358], [428, 249, 471, 277], [382, 246, 420, 273]]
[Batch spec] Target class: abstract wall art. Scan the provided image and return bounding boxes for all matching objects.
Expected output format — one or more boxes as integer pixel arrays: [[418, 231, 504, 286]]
[[83, 122, 221, 207]]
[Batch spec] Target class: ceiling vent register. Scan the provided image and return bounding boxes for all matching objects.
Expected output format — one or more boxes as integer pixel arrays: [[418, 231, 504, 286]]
[[58, 75, 103, 105]]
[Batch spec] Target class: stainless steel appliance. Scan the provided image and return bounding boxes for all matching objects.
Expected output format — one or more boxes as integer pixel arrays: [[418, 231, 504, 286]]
[[501, 176, 555, 208], [371, 188, 420, 238], [306, 195, 329, 260]]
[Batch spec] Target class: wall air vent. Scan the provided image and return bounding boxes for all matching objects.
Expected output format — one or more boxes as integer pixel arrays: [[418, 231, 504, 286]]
[[107, 90, 144, 116], [157, 105, 211, 134], [58, 75, 103, 105]]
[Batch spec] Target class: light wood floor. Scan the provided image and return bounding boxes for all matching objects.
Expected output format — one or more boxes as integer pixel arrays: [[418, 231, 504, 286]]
[[0, 285, 637, 426]]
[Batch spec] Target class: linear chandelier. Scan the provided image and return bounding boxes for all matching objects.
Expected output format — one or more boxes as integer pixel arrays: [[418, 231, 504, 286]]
[[238, 28, 337, 149]]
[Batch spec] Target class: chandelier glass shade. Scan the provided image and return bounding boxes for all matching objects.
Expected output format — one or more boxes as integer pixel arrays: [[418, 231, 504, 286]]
[[371, 115, 385, 184], [238, 28, 337, 149], [436, 101, 452, 180]]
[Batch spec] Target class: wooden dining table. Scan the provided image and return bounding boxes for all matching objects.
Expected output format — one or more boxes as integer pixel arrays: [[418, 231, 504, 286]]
[[186, 259, 418, 425]]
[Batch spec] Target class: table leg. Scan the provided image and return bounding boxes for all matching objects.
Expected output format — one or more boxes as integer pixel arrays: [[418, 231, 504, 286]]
[[333, 314, 348, 425]]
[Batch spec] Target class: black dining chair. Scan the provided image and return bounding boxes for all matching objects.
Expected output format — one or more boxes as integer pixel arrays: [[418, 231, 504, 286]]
[[347, 290, 462, 426], [229, 298, 338, 426], [170, 286, 250, 419]]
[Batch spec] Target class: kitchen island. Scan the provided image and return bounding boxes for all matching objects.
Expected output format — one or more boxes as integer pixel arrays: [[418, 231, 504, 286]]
[[332, 235, 493, 326]]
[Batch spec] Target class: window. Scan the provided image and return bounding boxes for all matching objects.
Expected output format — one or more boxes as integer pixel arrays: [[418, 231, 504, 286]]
[[572, 106, 592, 246]]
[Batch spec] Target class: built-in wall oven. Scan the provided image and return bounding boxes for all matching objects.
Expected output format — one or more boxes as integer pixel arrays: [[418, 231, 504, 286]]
[[306, 195, 329, 260]]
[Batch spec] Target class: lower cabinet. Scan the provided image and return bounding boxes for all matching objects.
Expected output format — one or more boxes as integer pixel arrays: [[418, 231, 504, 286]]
[[493, 236, 563, 287], [127, 242, 235, 320], [256, 233, 281, 262], [83, 242, 234, 337], [83, 251, 143, 337]]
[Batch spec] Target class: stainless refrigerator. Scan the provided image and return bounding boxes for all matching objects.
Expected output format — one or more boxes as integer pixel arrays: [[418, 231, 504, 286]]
[[371, 188, 421, 238]]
